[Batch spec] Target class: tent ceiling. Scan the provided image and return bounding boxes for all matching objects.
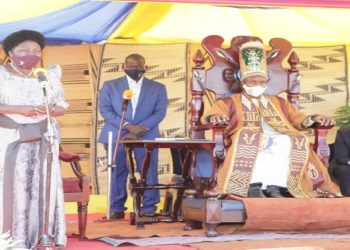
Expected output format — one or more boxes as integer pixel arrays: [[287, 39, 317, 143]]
[[109, 4, 350, 45], [0, 0, 80, 22], [0, 1, 349, 45], [125, 0, 350, 8]]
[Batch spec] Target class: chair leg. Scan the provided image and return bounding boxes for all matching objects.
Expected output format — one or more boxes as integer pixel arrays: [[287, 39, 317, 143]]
[[184, 219, 202, 231], [77, 202, 88, 240], [205, 223, 219, 237]]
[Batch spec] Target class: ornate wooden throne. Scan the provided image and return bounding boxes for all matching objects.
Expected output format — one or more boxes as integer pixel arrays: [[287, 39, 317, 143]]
[[182, 35, 333, 236]]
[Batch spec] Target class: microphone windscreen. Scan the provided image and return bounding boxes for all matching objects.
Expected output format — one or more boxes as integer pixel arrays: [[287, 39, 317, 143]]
[[34, 68, 48, 78], [123, 89, 133, 100]]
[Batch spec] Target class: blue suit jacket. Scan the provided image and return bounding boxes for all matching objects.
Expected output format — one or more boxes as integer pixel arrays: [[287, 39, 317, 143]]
[[98, 76, 167, 144], [329, 126, 350, 179]]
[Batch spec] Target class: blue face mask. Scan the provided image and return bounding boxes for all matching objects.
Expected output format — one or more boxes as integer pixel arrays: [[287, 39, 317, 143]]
[[124, 69, 145, 82]]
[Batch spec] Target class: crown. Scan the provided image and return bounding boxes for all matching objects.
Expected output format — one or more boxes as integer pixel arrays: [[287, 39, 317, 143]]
[[239, 41, 268, 81]]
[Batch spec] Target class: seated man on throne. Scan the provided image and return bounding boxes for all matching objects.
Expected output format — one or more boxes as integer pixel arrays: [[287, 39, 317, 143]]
[[204, 41, 340, 198]]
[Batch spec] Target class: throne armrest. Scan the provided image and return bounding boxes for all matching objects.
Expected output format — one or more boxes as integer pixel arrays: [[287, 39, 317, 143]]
[[191, 122, 228, 195], [312, 124, 334, 165], [192, 123, 227, 160], [192, 124, 213, 131]]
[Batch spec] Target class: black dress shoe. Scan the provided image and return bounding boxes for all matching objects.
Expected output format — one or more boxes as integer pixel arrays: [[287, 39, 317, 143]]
[[248, 182, 267, 198], [265, 185, 293, 198], [280, 187, 293, 197], [110, 211, 125, 219], [141, 212, 157, 217]]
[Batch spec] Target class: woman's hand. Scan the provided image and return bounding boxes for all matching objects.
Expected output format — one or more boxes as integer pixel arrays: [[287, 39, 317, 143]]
[[19, 104, 51, 117], [19, 105, 42, 117], [31, 104, 66, 117], [1, 104, 66, 117]]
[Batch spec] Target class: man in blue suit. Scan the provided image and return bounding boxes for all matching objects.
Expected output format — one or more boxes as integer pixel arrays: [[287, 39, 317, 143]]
[[329, 125, 350, 196], [98, 54, 168, 219]]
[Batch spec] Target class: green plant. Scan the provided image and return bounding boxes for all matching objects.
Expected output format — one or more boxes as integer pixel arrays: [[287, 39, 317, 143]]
[[334, 104, 350, 128]]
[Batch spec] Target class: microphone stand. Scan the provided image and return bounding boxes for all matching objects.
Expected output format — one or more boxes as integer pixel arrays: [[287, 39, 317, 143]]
[[34, 83, 56, 250], [106, 103, 128, 220], [106, 131, 113, 220]]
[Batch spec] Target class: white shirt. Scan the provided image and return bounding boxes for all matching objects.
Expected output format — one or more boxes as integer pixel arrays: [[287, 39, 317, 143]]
[[244, 95, 291, 188], [126, 75, 143, 118]]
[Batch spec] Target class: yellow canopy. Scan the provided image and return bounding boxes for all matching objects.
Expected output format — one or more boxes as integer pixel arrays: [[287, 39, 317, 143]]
[[108, 3, 350, 46]]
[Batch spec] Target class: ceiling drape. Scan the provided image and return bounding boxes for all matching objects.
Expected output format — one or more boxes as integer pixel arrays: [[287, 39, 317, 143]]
[[125, 0, 350, 8]]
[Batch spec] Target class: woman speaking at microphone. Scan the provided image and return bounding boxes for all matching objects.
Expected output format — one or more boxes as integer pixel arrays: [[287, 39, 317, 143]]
[[0, 30, 68, 249]]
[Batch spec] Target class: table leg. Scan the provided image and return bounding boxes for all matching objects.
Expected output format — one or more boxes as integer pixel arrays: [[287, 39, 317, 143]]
[[130, 148, 155, 227], [141, 148, 152, 180], [125, 146, 143, 227], [172, 149, 193, 220], [132, 190, 144, 229], [125, 146, 135, 179]]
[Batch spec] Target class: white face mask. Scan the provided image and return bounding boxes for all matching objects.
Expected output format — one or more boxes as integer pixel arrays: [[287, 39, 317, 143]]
[[243, 84, 267, 97]]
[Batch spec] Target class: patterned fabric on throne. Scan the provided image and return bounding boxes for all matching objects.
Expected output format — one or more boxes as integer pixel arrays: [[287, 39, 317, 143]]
[[183, 35, 350, 236]]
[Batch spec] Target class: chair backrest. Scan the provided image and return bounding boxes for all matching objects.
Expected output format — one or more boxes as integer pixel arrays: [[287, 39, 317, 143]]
[[190, 35, 301, 139]]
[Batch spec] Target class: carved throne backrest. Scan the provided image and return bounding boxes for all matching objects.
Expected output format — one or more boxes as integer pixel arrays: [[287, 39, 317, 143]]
[[190, 35, 301, 139]]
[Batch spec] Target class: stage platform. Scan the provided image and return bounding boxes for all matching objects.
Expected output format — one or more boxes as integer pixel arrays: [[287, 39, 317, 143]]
[[64, 195, 350, 250]]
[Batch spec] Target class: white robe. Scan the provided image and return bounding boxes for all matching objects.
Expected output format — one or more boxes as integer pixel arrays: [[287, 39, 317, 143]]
[[249, 98, 291, 189], [0, 65, 68, 249]]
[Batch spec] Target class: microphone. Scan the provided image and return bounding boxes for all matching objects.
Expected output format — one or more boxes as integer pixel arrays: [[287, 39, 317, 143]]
[[122, 89, 133, 112], [34, 68, 48, 89]]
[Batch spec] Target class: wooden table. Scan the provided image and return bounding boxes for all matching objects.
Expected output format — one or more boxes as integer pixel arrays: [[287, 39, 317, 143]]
[[119, 139, 216, 228]]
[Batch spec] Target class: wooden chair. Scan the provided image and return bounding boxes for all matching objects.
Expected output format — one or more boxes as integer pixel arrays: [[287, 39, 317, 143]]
[[182, 35, 333, 236], [59, 147, 89, 240]]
